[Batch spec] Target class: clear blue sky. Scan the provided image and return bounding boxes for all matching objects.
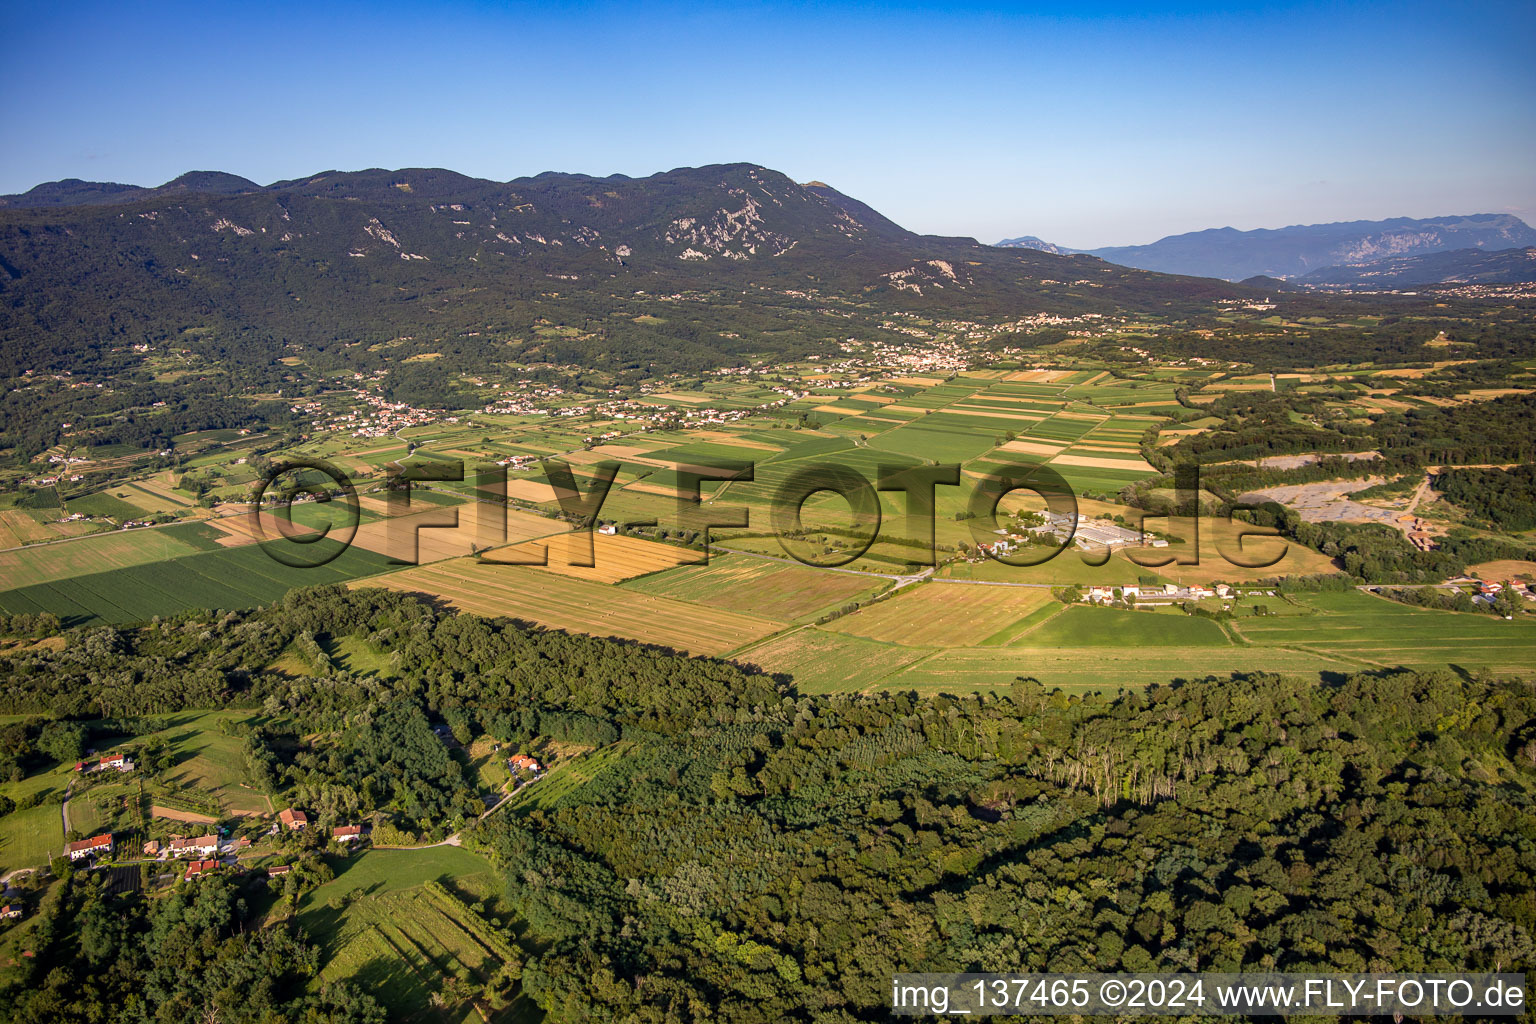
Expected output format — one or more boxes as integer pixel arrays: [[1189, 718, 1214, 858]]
[[3, 0, 1532, 248]]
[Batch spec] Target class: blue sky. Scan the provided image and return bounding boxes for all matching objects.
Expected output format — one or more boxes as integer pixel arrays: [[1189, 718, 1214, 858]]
[[3, 0, 1532, 248]]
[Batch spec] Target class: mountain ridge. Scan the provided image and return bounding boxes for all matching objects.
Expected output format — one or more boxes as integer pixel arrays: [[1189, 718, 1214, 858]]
[[1296, 245, 1536, 289], [0, 162, 1247, 382], [1076, 213, 1536, 281]]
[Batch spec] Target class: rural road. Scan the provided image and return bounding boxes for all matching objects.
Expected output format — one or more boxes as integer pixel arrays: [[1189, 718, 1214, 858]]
[[371, 776, 523, 851]]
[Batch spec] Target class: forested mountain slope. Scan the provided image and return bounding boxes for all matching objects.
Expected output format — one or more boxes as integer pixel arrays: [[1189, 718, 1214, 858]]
[[0, 163, 1240, 379]]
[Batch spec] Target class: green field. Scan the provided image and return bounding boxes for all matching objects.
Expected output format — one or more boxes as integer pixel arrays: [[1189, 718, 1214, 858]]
[[0, 521, 230, 590], [300, 848, 515, 1023], [621, 552, 886, 623], [0, 804, 63, 876], [0, 539, 399, 627]]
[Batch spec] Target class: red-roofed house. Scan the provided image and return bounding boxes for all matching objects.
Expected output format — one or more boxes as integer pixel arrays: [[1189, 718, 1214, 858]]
[[65, 833, 113, 861], [267, 863, 292, 877], [278, 808, 309, 830], [0, 904, 21, 920], [184, 859, 220, 880], [508, 753, 543, 774], [332, 825, 363, 843]]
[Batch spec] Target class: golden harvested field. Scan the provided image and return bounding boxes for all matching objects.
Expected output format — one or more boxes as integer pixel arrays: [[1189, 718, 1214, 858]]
[[1470, 560, 1536, 581], [349, 504, 566, 563], [1051, 452, 1156, 472], [1001, 439, 1066, 456], [825, 582, 1058, 646], [623, 481, 687, 499], [208, 510, 316, 545], [686, 430, 783, 449], [150, 805, 219, 825], [124, 476, 195, 510], [0, 510, 56, 547], [590, 443, 665, 459], [490, 531, 694, 583], [359, 559, 782, 656], [1128, 517, 1340, 584], [504, 478, 562, 502]]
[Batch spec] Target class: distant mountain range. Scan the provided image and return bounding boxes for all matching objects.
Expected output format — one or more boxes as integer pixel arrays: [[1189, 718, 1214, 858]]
[[995, 214, 1536, 282], [1295, 245, 1536, 289], [0, 163, 1242, 380]]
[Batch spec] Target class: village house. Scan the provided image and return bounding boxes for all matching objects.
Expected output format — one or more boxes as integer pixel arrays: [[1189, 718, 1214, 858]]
[[332, 825, 363, 843], [184, 859, 220, 881], [267, 864, 292, 877], [508, 753, 543, 774], [0, 904, 21, 920], [278, 808, 309, 830], [74, 751, 134, 773], [142, 840, 161, 857], [65, 833, 113, 861], [167, 835, 220, 858]]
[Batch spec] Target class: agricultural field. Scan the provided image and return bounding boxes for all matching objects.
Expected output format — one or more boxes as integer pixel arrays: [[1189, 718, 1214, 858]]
[[0, 521, 229, 589], [824, 582, 1059, 646], [301, 850, 514, 1022], [492, 531, 693, 583], [8, 363, 1531, 704], [0, 804, 63, 877], [360, 558, 783, 657], [136, 710, 273, 816], [622, 552, 885, 623], [0, 540, 399, 627]]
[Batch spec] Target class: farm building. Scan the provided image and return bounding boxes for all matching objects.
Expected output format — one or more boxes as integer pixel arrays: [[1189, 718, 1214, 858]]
[[74, 751, 134, 773], [65, 833, 113, 861], [278, 808, 309, 830], [267, 864, 292, 877], [142, 840, 161, 856], [167, 835, 219, 858]]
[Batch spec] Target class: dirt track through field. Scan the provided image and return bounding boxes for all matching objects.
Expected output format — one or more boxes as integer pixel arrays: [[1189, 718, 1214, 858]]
[[151, 804, 219, 824]]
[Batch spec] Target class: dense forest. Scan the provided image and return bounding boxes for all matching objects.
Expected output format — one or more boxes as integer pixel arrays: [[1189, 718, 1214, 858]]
[[0, 588, 1533, 1022]]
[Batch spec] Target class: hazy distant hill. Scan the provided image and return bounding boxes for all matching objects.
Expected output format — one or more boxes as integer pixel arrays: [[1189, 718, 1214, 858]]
[[0, 163, 1241, 379], [1085, 214, 1536, 281], [1297, 245, 1536, 289], [994, 235, 1073, 254]]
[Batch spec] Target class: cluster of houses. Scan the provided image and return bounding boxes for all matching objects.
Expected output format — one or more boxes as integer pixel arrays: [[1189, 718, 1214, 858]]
[[59, 809, 367, 881], [74, 751, 134, 774], [1087, 582, 1236, 605]]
